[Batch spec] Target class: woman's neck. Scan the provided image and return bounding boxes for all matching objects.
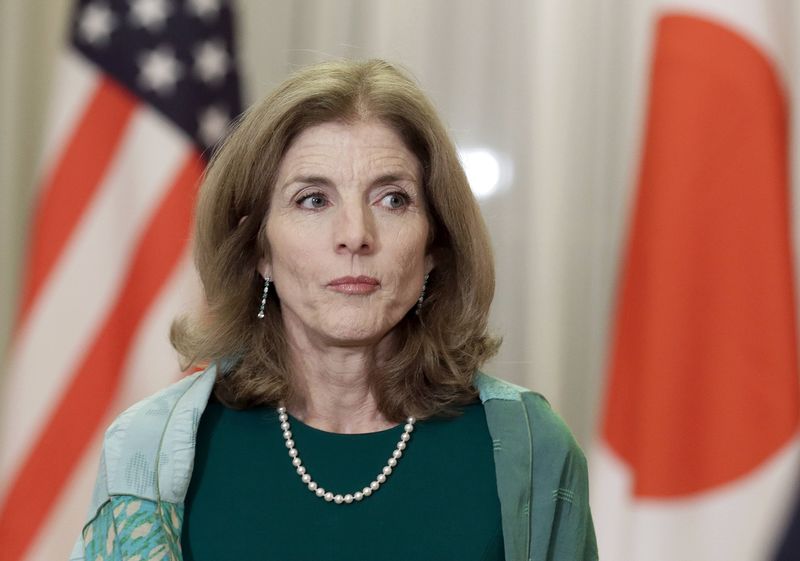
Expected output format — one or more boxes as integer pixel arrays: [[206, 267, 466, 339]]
[[282, 329, 396, 434]]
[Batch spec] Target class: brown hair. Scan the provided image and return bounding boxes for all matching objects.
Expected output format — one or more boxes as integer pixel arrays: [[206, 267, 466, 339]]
[[171, 59, 500, 421]]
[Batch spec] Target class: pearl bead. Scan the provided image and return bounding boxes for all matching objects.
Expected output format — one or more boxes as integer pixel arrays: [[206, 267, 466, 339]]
[[363, 487, 372, 496], [392, 449, 402, 459], [324, 492, 334, 502], [296, 466, 306, 475], [334, 494, 344, 504], [388, 458, 397, 467], [397, 441, 406, 451], [354, 492, 363, 501], [315, 487, 325, 497], [308, 482, 317, 491], [369, 481, 380, 491], [280, 421, 290, 431], [285, 439, 294, 449], [382, 466, 392, 476], [377, 473, 386, 483], [288, 448, 298, 458], [277, 406, 286, 414], [400, 433, 410, 442], [278, 413, 288, 422], [301, 473, 311, 483], [292, 457, 302, 467], [407, 416, 415, 424], [404, 423, 414, 432], [344, 494, 353, 504], [282, 430, 292, 439]]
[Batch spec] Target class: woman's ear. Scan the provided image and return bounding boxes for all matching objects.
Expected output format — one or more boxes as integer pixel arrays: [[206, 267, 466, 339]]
[[257, 256, 271, 280], [425, 253, 435, 275], [251, 215, 272, 279]]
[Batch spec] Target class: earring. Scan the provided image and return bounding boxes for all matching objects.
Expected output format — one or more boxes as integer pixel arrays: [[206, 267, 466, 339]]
[[416, 273, 429, 316], [257, 276, 271, 319]]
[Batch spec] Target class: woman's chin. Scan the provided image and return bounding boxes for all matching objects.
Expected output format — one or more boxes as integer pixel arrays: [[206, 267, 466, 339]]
[[314, 317, 397, 348], [318, 327, 384, 347]]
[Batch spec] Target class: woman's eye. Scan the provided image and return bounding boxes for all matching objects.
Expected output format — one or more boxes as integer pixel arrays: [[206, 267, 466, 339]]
[[380, 192, 408, 209], [298, 193, 327, 209]]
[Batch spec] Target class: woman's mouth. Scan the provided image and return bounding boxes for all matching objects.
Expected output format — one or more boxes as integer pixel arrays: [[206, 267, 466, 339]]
[[327, 276, 380, 294]]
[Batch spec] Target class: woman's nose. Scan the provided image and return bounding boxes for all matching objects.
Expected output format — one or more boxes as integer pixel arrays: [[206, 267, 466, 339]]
[[335, 201, 375, 255]]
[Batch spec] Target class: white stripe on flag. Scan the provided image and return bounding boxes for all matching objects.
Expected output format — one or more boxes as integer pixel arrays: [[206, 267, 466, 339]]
[[116, 253, 200, 396], [36, 52, 99, 180]]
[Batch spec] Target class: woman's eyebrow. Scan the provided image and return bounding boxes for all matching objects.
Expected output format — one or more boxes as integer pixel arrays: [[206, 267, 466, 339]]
[[283, 172, 419, 191], [371, 172, 419, 186], [281, 175, 334, 190]]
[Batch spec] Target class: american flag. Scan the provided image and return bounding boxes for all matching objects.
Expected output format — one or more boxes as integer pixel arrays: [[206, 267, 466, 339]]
[[0, 1, 241, 559]]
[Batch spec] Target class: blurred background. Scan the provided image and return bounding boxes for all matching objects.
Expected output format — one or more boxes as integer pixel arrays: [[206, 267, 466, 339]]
[[1, 0, 800, 560]]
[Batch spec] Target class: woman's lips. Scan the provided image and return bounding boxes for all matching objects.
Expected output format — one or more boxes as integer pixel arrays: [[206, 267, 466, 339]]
[[328, 276, 380, 294]]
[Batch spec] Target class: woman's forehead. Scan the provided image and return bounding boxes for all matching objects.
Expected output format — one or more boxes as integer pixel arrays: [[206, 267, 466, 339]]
[[288, 120, 411, 152], [277, 120, 422, 181]]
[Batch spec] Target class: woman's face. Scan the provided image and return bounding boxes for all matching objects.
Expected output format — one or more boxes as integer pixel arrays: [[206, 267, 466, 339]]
[[260, 119, 434, 347]]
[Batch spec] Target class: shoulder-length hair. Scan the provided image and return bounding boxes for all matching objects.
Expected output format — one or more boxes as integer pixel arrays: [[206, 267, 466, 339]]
[[171, 59, 500, 421]]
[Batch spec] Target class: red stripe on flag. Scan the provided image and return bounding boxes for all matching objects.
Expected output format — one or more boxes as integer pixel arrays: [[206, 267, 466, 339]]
[[16, 78, 137, 330], [603, 14, 800, 497], [0, 151, 203, 561]]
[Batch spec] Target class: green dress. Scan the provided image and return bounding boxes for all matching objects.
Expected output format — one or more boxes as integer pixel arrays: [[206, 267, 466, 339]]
[[181, 397, 505, 560]]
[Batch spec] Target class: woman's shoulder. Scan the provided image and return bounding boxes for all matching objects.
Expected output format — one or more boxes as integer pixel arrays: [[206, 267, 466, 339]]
[[105, 366, 217, 441], [476, 371, 595, 560], [90, 366, 217, 508], [476, 371, 584, 458]]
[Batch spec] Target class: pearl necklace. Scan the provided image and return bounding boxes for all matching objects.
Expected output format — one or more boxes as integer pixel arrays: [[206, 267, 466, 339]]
[[277, 406, 416, 504]]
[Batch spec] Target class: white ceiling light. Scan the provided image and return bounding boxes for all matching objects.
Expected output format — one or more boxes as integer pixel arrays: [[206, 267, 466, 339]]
[[458, 147, 509, 200]]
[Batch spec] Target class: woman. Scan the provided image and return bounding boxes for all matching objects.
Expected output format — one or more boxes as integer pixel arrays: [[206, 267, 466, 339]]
[[72, 59, 597, 561]]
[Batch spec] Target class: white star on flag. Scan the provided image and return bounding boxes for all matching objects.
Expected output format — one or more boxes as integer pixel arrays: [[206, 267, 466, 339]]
[[198, 105, 229, 146], [138, 47, 183, 95], [129, 0, 171, 32], [188, 0, 221, 20], [79, 2, 116, 45], [194, 40, 229, 84]]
